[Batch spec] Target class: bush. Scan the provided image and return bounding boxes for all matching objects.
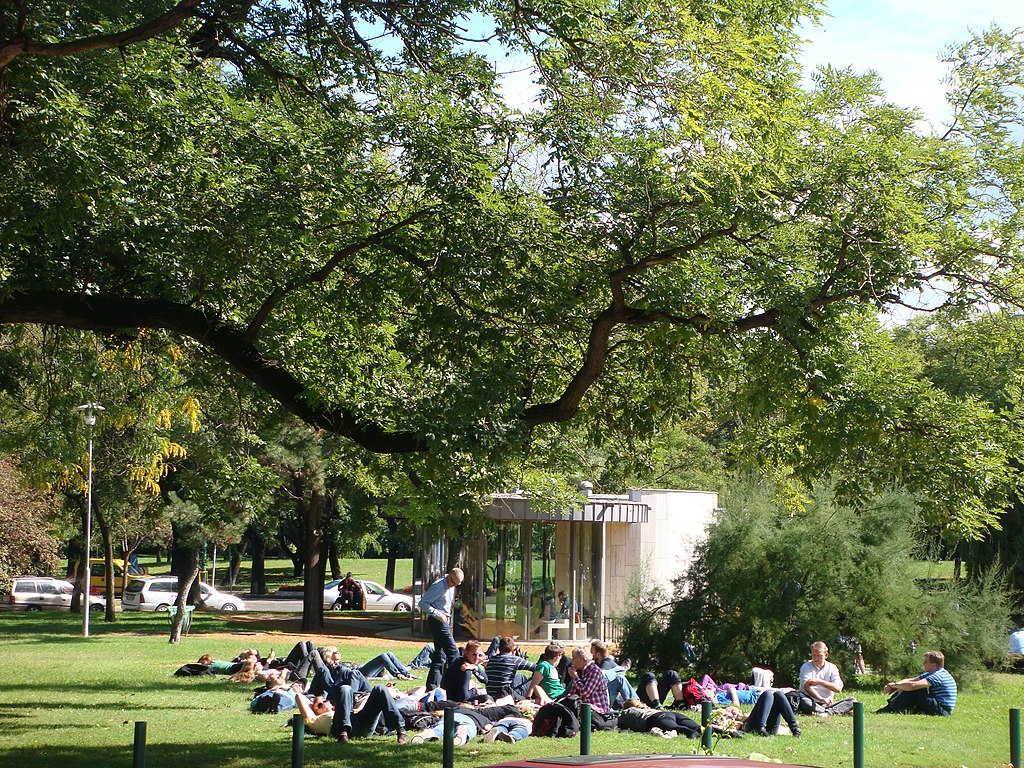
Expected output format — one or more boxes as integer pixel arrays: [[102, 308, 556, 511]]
[[618, 476, 1015, 684]]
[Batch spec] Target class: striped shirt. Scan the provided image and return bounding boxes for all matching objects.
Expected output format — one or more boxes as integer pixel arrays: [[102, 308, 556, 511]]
[[484, 653, 536, 699]]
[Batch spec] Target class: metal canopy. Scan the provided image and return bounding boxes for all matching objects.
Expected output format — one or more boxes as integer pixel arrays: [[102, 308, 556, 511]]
[[484, 493, 649, 524]]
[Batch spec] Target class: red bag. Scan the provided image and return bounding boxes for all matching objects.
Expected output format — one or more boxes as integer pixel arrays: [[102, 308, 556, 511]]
[[681, 677, 711, 707]]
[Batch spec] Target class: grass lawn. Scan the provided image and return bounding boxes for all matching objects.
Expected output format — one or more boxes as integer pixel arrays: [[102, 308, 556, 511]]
[[0, 611, 1019, 768]]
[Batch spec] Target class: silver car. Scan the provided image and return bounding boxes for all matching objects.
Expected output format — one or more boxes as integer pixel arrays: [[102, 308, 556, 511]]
[[121, 577, 245, 612], [8, 577, 105, 612], [324, 579, 415, 611]]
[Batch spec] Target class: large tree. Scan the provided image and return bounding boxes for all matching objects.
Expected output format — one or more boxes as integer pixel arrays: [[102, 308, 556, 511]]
[[2, 5, 1024, 530]]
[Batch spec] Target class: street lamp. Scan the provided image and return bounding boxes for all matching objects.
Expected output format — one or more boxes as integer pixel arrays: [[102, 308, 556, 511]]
[[75, 403, 105, 637]]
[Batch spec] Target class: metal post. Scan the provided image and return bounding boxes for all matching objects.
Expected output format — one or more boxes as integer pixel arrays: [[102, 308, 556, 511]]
[[701, 700, 713, 750], [132, 721, 146, 768], [442, 706, 455, 768], [1011, 708, 1022, 768], [291, 713, 304, 768], [853, 701, 865, 768], [83, 420, 92, 638], [580, 703, 591, 755]]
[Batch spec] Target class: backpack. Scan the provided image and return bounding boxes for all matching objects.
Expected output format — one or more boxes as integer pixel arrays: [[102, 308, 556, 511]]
[[173, 663, 213, 677], [681, 677, 711, 707], [533, 696, 582, 738], [784, 690, 821, 715]]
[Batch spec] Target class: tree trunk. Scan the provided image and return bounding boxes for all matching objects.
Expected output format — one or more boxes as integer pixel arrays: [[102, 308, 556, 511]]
[[301, 487, 325, 632], [248, 527, 268, 595], [169, 546, 200, 644], [328, 538, 341, 581], [228, 539, 247, 589], [67, 509, 86, 614], [93, 500, 117, 623], [385, 515, 398, 591]]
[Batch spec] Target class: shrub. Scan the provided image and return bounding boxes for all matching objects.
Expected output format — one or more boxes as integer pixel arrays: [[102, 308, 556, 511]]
[[618, 476, 1015, 684]]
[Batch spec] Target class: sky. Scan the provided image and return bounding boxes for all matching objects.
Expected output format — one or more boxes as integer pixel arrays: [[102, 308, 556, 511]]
[[800, 0, 1024, 125]]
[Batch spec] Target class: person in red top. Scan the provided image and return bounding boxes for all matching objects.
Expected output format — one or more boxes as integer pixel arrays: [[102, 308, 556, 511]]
[[567, 647, 617, 729]]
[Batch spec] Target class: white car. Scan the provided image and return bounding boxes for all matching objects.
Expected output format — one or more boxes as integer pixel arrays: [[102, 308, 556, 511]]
[[121, 577, 245, 612], [8, 577, 105, 612], [324, 579, 415, 611]]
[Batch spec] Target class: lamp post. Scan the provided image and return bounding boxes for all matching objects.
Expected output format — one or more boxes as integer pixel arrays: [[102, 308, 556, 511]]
[[76, 403, 104, 637]]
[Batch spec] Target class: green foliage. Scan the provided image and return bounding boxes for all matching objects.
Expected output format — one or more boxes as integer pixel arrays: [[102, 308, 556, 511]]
[[0, 458, 60, 589], [622, 476, 1015, 683]]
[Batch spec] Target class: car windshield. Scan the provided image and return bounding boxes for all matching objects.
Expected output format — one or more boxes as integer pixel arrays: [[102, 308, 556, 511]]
[[364, 582, 384, 595]]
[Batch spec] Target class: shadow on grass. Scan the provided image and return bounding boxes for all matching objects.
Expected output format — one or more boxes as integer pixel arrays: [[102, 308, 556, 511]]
[[0, 733, 462, 768]]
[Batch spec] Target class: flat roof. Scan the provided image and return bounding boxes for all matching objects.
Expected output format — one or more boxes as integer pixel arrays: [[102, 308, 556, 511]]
[[484, 493, 649, 524]]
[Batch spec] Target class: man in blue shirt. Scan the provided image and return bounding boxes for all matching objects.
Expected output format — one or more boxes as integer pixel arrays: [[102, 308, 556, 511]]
[[421, 567, 464, 690], [877, 650, 957, 715]]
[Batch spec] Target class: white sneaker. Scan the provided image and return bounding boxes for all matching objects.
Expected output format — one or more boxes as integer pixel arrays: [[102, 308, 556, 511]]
[[495, 732, 515, 743], [453, 726, 470, 746], [650, 727, 665, 737]]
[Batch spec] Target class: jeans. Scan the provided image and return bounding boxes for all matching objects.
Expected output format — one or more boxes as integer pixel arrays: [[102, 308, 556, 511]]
[[409, 644, 435, 669], [603, 667, 638, 708], [360, 652, 412, 678], [427, 617, 459, 690], [743, 690, 799, 734], [878, 689, 950, 715], [430, 711, 479, 739], [329, 684, 403, 738], [491, 716, 531, 741]]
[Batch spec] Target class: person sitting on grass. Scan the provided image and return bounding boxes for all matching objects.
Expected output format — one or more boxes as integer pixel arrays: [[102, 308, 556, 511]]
[[712, 690, 801, 737], [326, 682, 408, 744], [484, 637, 536, 700], [525, 642, 566, 704], [876, 650, 957, 716], [441, 640, 490, 704]]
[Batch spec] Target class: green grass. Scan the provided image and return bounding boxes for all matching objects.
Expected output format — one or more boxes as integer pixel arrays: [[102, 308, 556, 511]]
[[0, 610, 1019, 768]]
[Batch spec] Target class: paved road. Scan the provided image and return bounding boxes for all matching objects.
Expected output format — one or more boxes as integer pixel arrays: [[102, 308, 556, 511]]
[[242, 594, 307, 613]]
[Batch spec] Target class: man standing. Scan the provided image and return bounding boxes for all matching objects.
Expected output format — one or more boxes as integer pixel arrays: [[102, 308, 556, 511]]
[[877, 650, 957, 716], [421, 567, 464, 690], [799, 641, 844, 707]]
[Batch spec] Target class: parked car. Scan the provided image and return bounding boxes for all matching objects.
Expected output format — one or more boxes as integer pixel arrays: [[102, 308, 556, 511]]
[[481, 755, 816, 768], [7, 577, 105, 612], [69, 557, 149, 597], [324, 579, 415, 612], [121, 577, 245, 612]]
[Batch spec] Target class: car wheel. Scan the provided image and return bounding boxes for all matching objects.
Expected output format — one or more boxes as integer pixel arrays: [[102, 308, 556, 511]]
[[331, 600, 343, 611], [89, 603, 104, 612], [26, 605, 42, 612], [155, 603, 170, 612], [221, 603, 237, 612], [394, 602, 411, 612]]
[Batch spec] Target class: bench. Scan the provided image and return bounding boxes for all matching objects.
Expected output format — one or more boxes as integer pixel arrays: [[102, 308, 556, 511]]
[[543, 619, 589, 641]]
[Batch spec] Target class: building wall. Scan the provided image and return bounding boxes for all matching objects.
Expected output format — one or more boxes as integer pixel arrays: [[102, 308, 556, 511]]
[[602, 489, 718, 616]]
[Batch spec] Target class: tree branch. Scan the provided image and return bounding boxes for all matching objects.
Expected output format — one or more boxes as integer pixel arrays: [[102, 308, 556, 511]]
[[0, 1, 201, 72], [0, 290, 424, 454]]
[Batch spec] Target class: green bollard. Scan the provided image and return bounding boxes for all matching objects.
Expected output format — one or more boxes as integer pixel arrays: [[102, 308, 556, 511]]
[[1011, 708, 1022, 768], [132, 721, 146, 768], [853, 701, 865, 768], [580, 703, 592, 755], [442, 706, 455, 768], [701, 701, 713, 751], [291, 713, 304, 768]]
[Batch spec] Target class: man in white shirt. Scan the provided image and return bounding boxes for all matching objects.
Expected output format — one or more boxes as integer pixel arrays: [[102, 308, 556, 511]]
[[799, 641, 844, 707], [420, 567, 464, 690]]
